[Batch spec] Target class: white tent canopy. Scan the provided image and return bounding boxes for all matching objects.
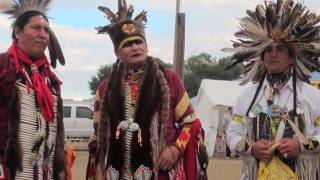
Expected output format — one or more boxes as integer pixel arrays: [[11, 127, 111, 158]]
[[194, 79, 251, 156]]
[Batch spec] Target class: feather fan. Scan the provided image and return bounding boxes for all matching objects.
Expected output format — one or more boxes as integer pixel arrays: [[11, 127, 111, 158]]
[[222, 0, 320, 84]]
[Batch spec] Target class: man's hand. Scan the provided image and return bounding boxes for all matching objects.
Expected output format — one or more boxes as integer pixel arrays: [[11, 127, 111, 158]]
[[277, 138, 301, 159], [251, 139, 273, 161], [153, 145, 180, 172]]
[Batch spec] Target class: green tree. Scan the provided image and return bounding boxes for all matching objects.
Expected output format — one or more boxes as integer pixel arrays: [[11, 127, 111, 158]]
[[154, 57, 174, 69], [88, 58, 173, 95], [88, 64, 113, 95], [88, 53, 243, 97], [183, 53, 243, 97], [183, 53, 216, 97]]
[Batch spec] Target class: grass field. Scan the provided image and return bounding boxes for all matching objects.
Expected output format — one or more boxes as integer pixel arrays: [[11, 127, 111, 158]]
[[72, 151, 242, 180]]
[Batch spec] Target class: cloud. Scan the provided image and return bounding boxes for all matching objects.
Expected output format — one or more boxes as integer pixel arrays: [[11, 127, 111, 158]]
[[0, 15, 11, 50], [2, 0, 319, 100]]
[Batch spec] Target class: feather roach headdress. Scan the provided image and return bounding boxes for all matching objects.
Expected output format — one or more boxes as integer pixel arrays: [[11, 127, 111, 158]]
[[2, 0, 65, 68], [96, 0, 147, 50], [222, 0, 320, 84]]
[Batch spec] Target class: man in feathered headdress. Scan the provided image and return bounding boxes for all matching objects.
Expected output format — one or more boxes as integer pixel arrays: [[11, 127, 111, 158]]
[[0, 0, 66, 179], [223, 0, 320, 179], [86, 0, 208, 179]]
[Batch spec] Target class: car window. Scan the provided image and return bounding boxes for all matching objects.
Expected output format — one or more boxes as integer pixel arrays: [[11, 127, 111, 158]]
[[76, 107, 93, 119], [63, 106, 71, 118]]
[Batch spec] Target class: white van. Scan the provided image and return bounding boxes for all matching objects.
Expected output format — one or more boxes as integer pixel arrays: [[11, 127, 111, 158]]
[[63, 101, 94, 138]]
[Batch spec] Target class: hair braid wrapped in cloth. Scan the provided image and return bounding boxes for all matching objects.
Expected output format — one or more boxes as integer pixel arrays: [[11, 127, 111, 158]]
[[222, 0, 320, 85]]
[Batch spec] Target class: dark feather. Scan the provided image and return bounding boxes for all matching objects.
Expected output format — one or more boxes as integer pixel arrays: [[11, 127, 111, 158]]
[[265, 6, 275, 34], [48, 28, 65, 67], [225, 51, 255, 70], [235, 31, 259, 40], [297, 27, 320, 42], [118, 0, 123, 15], [127, 5, 134, 19], [281, 0, 294, 30], [246, 10, 256, 19], [289, 11, 309, 34], [295, 65, 311, 83], [134, 10, 147, 24], [98, 6, 116, 23], [276, 0, 283, 17], [255, 4, 266, 29], [95, 25, 109, 34], [300, 55, 320, 70]]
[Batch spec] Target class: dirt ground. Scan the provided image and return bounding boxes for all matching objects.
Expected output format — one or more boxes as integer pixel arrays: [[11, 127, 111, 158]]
[[71, 150, 242, 180]]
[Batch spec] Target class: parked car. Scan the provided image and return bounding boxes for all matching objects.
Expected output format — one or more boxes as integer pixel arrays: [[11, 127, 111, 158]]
[[63, 101, 94, 138]]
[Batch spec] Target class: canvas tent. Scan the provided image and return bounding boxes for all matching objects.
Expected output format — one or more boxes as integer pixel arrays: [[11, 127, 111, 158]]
[[194, 79, 251, 156]]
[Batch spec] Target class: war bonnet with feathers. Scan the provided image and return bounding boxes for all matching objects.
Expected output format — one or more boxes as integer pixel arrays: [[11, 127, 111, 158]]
[[222, 0, 320, 84], [2, 0, 65, 68], [96, 0, 147, 50]]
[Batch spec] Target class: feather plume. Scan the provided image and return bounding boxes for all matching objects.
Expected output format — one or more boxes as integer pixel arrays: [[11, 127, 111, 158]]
[[241, 19, 268, 40], [233, 39, 262, 48], [280, 0, 293, 30], [118, 0, 128, 21], [98, 6, 116, 23], [310, 43, 320, 53], [255, 4, 266, 29], [241, 16, 263, 30], [127, 5, 134, 19], [235, 31, 260, 40], [276, 0, 283, 17], [240, 59, 265, 85], [5, 0, 52, 19], [224, 51, 255, 70], [289, 10, 309, 35], [246, 10, 256, 19], [265, 5, 276, 34], [48, 28, 65, 67], [95, 25, 109, 34], [97, 0, 148, 33], [300, 56, 320, 70], [134, 10, 147, 24], [296, 58, 311, 76], [223, 0, 320, 82]]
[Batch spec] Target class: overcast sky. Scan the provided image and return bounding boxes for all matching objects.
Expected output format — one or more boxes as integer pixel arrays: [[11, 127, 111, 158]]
[[0, 0, 319, 100]]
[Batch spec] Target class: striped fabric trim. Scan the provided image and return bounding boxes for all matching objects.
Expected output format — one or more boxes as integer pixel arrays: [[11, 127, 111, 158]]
[[175, 124, 191, 153], [315, 117, 320, 127], [175, 92, 190, 121], [233, 114, 244, 124]]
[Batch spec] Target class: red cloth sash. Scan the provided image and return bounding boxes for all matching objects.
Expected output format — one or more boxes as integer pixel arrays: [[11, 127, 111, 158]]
[[7, 40, 56, 123]]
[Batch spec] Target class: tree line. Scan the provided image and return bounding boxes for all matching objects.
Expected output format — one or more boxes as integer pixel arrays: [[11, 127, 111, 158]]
[[88, 53, 244, 97]]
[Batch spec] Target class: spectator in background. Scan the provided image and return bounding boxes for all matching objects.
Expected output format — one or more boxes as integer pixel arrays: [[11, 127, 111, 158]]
[[223, 106, 233, 158]]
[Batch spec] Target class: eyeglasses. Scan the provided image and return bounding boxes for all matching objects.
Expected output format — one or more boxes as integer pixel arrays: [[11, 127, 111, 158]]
[[122, 39, 144, 48]]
